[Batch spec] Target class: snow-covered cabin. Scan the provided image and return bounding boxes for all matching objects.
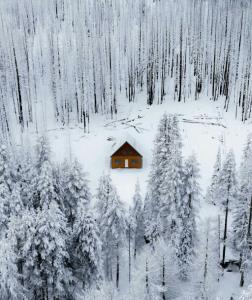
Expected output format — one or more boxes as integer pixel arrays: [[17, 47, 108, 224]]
[[111, 141, 142, 169]]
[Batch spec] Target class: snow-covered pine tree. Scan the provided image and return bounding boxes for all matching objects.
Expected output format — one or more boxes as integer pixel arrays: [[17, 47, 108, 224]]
[[0, 142, 12, 191], [5, 208, 36, 298], [176, 154, 200, 281], [96, 174, 126, 289], [144, 192, 159, 245], [232, 135, 252, 286], [146, 114, 183, 245], [35, 135, 51, 171], [130, 180, 145, 258], [192, 219, 220, 300], [30, 135, 57, 209], [24, 201, 71, 299], [18, 151, 37, 208], [206, 147, 222, 205], [9, 183, 24, 216], [0, 178, 11, 234], [0, 234, 25, 299], [233, 135, 252, 250], [218, 150, 237, 266], [62, 159, 91, 227], [72, 203, 102, 292]]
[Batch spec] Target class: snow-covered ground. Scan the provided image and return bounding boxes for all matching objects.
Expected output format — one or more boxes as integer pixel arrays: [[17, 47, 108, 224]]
[[16, 95, 251, 207], [13, 95, 252, 299]]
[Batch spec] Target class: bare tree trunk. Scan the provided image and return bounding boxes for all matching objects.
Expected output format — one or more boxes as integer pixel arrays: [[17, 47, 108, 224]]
[[239, 253, 244, 287], [247, 196, 252, 238], [221, 199, 229, 266], [116, 243, 120, 289], [146, 258, 149, 295], [128, 224, 131, 284], [162, 256, 166, 300]]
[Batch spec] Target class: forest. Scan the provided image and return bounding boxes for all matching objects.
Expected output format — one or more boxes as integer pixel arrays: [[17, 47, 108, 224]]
[[0, 0, 252, 139], [0, 114, 252, 299], [1, 0, 252, 299]]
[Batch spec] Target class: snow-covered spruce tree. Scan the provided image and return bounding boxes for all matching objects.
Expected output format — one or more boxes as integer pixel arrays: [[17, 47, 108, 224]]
[[231, 135, 252, 286], [192, 219, 220, 300], [0, 233, 25, 300], [9, 183, 24, 217], [144, 239, 179, 300], [218, 150, 237, 266], [72, 202, 102, 292], [144, 192, 159, 245], [146, 114, 183, 245], [206, 147, 222, 205], [0, 142, 12, 190], [176, 154, 200, 281], [24, 201, 71, 299], [4, 208, 36, 299], [18, 151, 37, 208], [233, 137, 252, 260], [96, 174, 126, 289], [31, 136, 62, 210], [35, 135, 51, 171], [130, 180, 145, 258], [0, 142, 13, 233], [62, 159, 91, 227], [0, 178, 11, 234]]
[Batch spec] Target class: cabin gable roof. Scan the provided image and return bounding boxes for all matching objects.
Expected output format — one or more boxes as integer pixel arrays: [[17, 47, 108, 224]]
[[111, 142, 142, 157]]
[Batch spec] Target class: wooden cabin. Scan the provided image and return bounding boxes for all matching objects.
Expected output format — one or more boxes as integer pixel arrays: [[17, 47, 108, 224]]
[[111, 142, 142, 169]]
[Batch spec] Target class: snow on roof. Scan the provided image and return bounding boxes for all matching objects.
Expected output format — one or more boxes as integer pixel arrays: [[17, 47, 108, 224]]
[[110, 133, 143, 156]]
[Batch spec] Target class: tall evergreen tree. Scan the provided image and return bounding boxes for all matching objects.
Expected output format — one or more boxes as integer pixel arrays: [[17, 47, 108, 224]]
[[130, 181, 145, 258], [176, 154, 200, 280], [146, 114, 183, 244], [206, 147, 222, 205], [232, 135, 252, 286], [96, 174, 126, 289], [25, 201, 71, 299], [218, 150, 237, 266], [0, 234, 25, 300], [72, 204, 102, 291], [62, 159, 91, 227]]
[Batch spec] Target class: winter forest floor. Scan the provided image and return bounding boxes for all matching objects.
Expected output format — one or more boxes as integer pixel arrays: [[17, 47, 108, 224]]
[[12, 94, 252, 299]]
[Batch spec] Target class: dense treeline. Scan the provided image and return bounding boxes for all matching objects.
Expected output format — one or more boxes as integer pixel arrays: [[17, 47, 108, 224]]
[[0, 114, 251, 299], [0, 0, 252, 137]]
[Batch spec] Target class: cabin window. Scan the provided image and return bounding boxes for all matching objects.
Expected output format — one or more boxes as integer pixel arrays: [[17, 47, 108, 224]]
[[115, 159, 122, 165], [131, 159, 138, 165]]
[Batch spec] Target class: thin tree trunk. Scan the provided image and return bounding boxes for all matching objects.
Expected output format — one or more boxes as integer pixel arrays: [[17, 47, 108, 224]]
[[146, 258, 149, 295], [129, 224, 131, 284], [247, 196, 252, 238], [116, 243, 120, 289], [221, 200, 229, 266], [162, 256, 166, 300]]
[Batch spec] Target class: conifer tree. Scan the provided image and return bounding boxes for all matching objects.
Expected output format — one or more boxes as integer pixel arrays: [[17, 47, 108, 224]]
[[176, 154, 200, 280], [218, 150, 237, 266], [25, 201, 71, 299], [96, 174, 126, 289], [233, 135, 252, 286], [72, 204, 102, 291], [62, 159, 91, 227], [147, 114, 183, 244], [130, 181, 145, 258], [0, 234, 25, 300], [0, 142, 12, 190], [206, 147, 222, 205]]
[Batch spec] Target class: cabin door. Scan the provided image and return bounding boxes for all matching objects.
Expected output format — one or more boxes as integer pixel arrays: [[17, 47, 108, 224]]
[[125, 159, 129, 168]]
